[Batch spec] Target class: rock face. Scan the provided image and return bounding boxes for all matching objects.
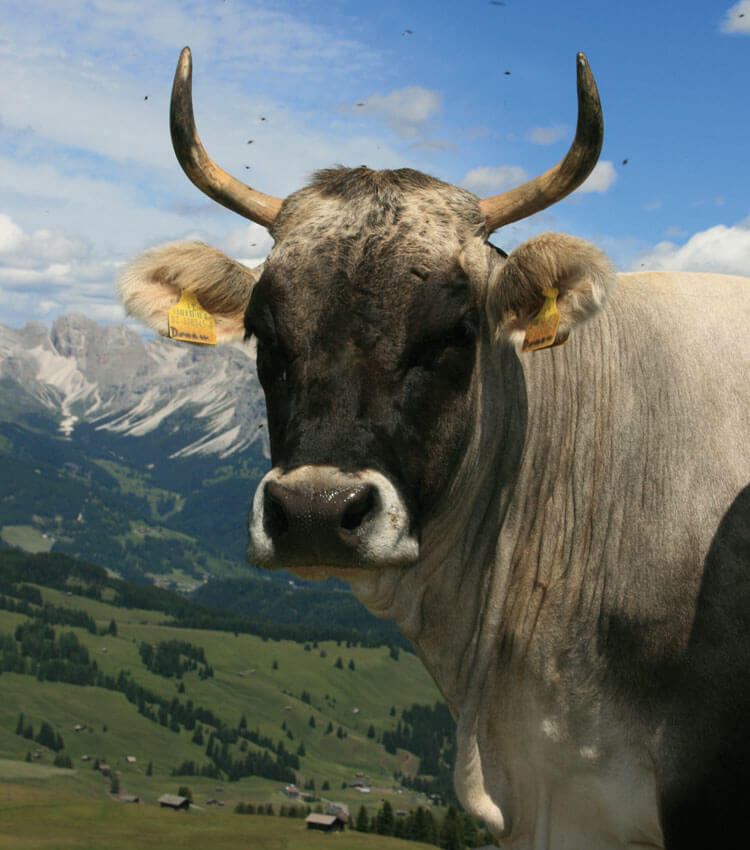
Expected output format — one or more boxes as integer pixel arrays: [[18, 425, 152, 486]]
[[0, 315, 268, 458]]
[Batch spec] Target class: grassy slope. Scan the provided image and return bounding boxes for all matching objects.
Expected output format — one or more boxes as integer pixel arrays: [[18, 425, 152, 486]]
[[0, 587, 441, 815], [0, 783, 438, 850], [0, 421, 261, 582], [0, 526, 53, 554]]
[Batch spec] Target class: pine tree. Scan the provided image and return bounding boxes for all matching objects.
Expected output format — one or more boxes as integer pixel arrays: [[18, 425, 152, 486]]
[[15, 713, 24, 735], [440, 805, 464, 850], [355, 804, 369, 832], [376, 800, 395, 835], [35, 722, 59, 751], [146, 760, 153, 776], [460, 812, 479, 847]]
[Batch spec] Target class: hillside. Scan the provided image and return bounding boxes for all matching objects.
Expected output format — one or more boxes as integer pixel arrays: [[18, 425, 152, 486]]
[[0, 314, 407, 649], [0, 550, 499, 847], [0, 314, 268, 585], [0, 552, 455, 809], [0, 785, 441, 850]]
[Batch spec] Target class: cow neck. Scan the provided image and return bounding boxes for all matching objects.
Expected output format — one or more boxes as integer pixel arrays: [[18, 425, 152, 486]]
[[349, 337, 525, 712]]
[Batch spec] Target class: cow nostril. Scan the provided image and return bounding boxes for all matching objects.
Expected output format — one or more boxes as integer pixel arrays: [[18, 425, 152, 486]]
[[264, 485, 289, 539], [341, 487, 376, 531]]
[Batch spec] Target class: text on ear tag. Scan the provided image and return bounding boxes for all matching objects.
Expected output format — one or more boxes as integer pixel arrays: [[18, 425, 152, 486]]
[[521, 287, 566, 353], [168, 291, 217, 345]]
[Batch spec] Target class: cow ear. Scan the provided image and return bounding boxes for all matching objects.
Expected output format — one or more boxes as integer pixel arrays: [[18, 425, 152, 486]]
[[118, 241, 261, 344], [488, 233, 615, 346]]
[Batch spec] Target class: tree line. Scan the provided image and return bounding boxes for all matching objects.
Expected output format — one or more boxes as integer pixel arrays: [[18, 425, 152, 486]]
[[138, 639, 213, 680], [354, 800, 495, 849], [14, 713, 64, 752], [0, 548, 408, 650], [0, 617, 297, 783]]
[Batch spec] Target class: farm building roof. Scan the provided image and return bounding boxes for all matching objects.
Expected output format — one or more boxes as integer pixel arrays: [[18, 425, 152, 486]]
[[306, 814, 338, 826]]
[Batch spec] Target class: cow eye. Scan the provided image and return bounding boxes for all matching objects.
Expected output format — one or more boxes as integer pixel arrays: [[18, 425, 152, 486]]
[[256, 336, 290, 389], [448, 316, 477, 348], [406, 314, 477, 373]]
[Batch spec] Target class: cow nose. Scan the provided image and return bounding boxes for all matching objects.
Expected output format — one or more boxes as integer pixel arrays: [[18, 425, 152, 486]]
[[248, 465, 419, 571], [263, 480, 377, 551]]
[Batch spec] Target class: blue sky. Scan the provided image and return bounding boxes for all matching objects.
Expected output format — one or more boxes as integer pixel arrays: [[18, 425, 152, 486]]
[[0, 0, 748, 327]]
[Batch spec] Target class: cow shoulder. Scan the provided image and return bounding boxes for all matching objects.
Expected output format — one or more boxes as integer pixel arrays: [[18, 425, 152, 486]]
[[118, 240, 260, 343], [488, 232, 615, 344]]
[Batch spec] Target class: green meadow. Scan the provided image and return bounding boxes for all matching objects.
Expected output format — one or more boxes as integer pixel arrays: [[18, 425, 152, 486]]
[[0, 783, 438, 850], [0, 526, 53, 554], [0, 581, 443, 820]]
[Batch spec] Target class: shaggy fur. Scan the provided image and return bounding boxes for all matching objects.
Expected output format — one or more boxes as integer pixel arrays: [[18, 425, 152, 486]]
[[488, 232, 616, 344], [118, 240, 261, 343]]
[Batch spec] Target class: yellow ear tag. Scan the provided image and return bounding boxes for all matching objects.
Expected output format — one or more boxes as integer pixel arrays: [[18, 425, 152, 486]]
[[168, 291, 217, 345], [521, 287, 567, 353]]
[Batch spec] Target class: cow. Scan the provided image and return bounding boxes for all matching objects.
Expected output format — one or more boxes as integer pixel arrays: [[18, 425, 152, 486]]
[[119, 48, 750, 849]]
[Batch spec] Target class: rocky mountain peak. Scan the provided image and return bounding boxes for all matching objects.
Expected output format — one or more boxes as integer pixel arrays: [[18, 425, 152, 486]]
[[0, 316, 267, 458]]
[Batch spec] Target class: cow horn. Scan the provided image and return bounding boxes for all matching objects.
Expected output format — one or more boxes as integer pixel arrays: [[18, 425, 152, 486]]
[[170, 47, 283, 229], [479, 53, 604, 233]]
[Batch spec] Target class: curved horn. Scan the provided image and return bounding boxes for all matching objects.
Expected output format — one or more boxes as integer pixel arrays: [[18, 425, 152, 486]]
[[170, 47, 283, 229], [479, 53, 604, 234]]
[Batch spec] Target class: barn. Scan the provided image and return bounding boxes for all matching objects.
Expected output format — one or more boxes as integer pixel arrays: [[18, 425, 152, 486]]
[[158, 794, 190, 811], [305, 813, 346, 832]]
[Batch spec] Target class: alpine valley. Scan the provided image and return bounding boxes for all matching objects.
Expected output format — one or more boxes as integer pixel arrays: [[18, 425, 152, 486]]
[[0, 313, 268, 581], [0, 315, 405, 645]]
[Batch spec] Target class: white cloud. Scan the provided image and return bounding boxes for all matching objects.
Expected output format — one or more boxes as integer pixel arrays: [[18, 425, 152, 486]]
[[460, 166, 529, 196], [575, 161, 617, 194], [720, 1, 750, 33], [0, 214, 24, 252], [222, 222, 274, 268], [633, 216, 750, 275], [0, 211, 125, 327], [36, 300, 60, 316], [644, 201, 662, 211], [526, 125, 569, 145], [349, 87, 442, 140]]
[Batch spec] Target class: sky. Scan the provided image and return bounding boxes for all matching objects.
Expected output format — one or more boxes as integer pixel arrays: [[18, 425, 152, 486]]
[[0, 0, 748, 328]]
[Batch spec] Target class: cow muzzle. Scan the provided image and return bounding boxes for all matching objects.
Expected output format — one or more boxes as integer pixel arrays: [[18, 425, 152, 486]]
[[247, 465, 419, 573]]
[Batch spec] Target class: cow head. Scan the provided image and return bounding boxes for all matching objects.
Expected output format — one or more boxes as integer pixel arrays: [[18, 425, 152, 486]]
[[119, 48, 614, 580]]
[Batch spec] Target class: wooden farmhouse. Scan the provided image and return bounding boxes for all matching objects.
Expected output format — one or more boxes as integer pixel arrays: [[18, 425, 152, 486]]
[[305, 813, 347, 832], [158, 794, 190, 811]]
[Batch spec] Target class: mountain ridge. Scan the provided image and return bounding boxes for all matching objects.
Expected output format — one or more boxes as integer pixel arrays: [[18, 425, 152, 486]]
[[0, 315, 268, 459], [0, 314, 271, 584]]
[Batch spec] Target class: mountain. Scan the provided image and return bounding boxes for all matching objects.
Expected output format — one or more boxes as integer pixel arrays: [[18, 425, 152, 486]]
[[0, 314, 268, 458], [0, 315, 270, 584]]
